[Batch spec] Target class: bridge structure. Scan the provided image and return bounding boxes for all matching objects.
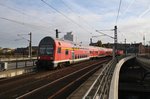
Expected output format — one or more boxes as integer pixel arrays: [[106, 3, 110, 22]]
[[68, 55, 150, 99], [0, 55, 150, 99]]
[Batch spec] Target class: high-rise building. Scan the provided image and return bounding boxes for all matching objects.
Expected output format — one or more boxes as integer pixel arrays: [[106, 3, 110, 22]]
[[64, 32, 73, 41]]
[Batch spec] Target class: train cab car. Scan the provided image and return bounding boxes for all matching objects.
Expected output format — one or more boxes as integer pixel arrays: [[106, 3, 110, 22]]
[[37, 36, 73, 69], [37, 36, 91, 69]]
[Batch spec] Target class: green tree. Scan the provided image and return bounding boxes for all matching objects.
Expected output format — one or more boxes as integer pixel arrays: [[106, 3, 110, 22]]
[[97, 40, 102, 47]]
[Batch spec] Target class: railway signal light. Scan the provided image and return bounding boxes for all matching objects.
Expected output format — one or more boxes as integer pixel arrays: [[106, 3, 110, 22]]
[[55, 29, 61, 38]]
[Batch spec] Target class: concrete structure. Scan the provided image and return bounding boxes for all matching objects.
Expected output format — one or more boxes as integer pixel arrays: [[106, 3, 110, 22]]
[[0, 57, 36, 62], [0, 57, 36, 72], [109, 56, 135, 99], [0, 66, 35, 78]]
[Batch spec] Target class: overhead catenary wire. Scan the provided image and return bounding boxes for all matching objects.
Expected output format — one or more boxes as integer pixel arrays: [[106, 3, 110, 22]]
[[97, 29, 114, 31], [41, 0, 92, 34], [0, 16, 53, 33], [118, 30, 126, 38], [0, 3, 54, 27], [92, 35, 105, 38], [96, 30, 114, 39], [0, 3, 26, 15], [61, 0, 95, 31], [61, 0, 76, 14], [116, 0, 122, 25], [121, 0, 135, 17]]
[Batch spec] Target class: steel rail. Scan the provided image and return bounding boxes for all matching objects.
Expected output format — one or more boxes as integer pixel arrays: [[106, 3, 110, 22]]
[[16, 59, 108, 99], [48, 63, 101, 99], [0, 59, 96, 92]]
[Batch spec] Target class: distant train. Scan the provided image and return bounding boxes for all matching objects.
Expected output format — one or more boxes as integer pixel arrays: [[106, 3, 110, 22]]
[[36, 36, 123, 69]]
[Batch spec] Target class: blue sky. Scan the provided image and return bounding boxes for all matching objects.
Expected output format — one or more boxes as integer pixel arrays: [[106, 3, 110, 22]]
[[0, 0, 150, 48]]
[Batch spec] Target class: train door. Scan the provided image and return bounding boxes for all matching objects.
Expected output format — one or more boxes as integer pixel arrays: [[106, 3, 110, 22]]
[[71, 51, 75, 63], [57, 47, 61, 61]]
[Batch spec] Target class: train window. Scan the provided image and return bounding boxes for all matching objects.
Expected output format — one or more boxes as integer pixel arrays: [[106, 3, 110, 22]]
[[39, 47, 45, 55], [57, 47, 61, 53], [58, 42, 61, 45], [39, 45, 53, 55], [46, 47, 53, 55], [76, 55, 78, 59], [65, 49, 69, 55]]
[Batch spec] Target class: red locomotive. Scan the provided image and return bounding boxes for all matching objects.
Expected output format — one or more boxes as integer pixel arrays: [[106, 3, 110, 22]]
[[36, 36, 122, 69]]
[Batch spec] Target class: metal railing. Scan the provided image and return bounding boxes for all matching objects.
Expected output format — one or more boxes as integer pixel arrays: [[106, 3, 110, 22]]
[[0, 59, 37, 71], [82, 59, 117, 99]]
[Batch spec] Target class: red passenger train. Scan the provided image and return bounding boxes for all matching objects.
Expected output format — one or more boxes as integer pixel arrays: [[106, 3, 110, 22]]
[[36, 36, 119, 69]]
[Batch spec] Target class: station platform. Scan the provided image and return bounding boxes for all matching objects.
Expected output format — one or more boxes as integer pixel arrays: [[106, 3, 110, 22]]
[[0, 66, 36, 78]]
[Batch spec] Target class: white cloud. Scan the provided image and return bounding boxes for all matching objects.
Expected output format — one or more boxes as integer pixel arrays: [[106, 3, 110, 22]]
[[0, 0, 150, 48]]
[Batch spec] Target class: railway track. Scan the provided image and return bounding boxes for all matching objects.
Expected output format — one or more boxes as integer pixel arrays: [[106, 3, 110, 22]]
[[0, 59, 95, 85], [0, 57, 111, 98]]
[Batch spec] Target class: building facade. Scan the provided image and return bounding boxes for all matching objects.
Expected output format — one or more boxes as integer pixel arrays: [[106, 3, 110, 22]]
[[90, 42, 146, 54], [64, 32, 73, 41]]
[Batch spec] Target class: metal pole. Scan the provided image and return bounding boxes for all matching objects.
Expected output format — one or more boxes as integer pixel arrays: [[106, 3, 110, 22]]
[[55, 29, 61, 38], [29, 32, 32, 59], [90, 38, 92, 44], [113, 26, 117, 60], [56, 29, 58, 38], [134, 41, 136, 55], [148, 41, 150, 58], [125, 38, 126, 56], [28, 41, 30, 58]]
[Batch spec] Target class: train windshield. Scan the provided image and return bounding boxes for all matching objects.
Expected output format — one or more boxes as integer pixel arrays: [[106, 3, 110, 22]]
[[39, 45, 54, 55]]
